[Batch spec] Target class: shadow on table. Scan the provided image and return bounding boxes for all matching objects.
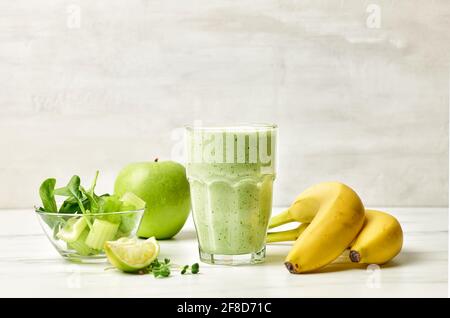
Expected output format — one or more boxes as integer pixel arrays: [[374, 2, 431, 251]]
[[173, 229, 198, 240], [385, 250, 422, 267], [264, 245, 415, 274]]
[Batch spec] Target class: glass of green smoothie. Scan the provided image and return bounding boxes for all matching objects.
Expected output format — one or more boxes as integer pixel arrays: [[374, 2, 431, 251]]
[[185, 124, 277, 265]]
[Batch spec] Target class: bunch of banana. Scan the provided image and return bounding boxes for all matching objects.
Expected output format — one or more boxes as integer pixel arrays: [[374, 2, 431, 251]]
[[267, 182, 403, 274]]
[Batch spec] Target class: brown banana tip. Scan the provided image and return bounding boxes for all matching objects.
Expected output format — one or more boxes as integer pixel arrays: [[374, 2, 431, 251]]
[[284, 262, 299, 274], [349, 250, 360, 263]]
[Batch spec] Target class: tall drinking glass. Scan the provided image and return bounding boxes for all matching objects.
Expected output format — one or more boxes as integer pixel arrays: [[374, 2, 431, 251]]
[[185, 124, 277, 265]]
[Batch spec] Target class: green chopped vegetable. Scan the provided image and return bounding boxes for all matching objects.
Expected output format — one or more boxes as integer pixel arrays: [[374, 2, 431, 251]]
[[56, 217, 87, 243], [119, 192, 146, 210], [67, 229, 94, 256], [98, 195, 123, 213], [116, 212, 139, 238], [95, 196, 122, 224], [85, 219, 119, 250]]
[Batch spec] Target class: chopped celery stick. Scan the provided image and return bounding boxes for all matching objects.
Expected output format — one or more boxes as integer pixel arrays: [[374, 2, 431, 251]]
[[98, 195, 123, 213], [98, 213, 121, 224], [119, 192, 146, 210], [56, 217, 87, 243], [117, 212, 138, 238], [113, 192, 145, 238], [67, 229, 94, 256], [97, 195, 122, 223], [120, 202, 136, 212], [85, 219, 119, 250]]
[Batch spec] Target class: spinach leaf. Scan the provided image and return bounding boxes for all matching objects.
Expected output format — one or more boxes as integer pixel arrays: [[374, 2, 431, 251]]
[[59, 199, 80, 213], [54, 175, 81, 198], [81, 187, 99, 213], [54, 175, 86, 214], [39, 178, 58, 212], [67, 175, 83, 200]]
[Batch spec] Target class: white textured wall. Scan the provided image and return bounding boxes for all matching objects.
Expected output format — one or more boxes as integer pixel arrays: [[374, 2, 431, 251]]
[[0, 0, 448, 208]]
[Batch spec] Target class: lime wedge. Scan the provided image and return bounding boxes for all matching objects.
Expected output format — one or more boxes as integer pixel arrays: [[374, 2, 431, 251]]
[[104, 237, 159, 273], [119, 192, 146, 211]]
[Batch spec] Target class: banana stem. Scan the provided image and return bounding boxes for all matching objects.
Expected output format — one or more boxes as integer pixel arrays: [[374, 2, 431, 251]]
[[266, 223, 309, 243], [268, 209, 293, 229], [267, 228, 298, 243]]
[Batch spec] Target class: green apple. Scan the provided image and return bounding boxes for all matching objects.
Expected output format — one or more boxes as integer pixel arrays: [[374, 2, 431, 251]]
[[114, 160, 191, 239]]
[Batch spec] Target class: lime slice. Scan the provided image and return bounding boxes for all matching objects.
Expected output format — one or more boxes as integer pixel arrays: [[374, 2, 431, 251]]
[[104, 237, 159, 273], [119, 192, 146, 211]]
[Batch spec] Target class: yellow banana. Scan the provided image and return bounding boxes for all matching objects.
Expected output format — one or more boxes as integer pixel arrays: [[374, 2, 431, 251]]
[[266, 223, 309, 243], [284, 182, 365, 274], [269, 196, 318, 228], [349, 209, 403, 264], [269, 209, 403, 266]]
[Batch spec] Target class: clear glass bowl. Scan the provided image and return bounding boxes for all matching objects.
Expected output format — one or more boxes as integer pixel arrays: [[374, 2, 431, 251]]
[[35, 209, 144, 263]]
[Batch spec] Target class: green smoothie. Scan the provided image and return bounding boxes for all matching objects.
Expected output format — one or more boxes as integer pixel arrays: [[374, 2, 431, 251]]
[[185, 125, 277, 264]]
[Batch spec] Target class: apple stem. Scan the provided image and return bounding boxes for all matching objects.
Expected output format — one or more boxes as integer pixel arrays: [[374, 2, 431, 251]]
[[154, 158, 159, 162]]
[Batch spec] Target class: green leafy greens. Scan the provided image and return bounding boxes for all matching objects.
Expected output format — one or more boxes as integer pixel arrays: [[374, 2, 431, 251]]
[[37, 172, 146, 257], [39, 178, 58, 212], [54, 175, 86, 214], [181, 262, 200, 275], [38, 171, 124, 216], [148, 258, 171, 278], [143, 258, 200, 278]]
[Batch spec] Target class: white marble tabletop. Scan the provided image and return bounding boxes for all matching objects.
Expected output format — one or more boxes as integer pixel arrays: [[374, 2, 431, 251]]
[[0, 207, 447, 298]]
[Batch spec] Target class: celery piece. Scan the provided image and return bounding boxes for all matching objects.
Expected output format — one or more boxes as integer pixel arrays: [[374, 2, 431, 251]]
[[120, 202, 136, 212], [96, 195, 123, 224], [117, 212, 139, 238], [112, 193, 145, 238], [67, 229, 95, 256], [98, 195, 123, 213], [119, 192, 146, 210], [85, 219, 119, 250], [98, 213, 122, 224], [56, 217, 88, 243]]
